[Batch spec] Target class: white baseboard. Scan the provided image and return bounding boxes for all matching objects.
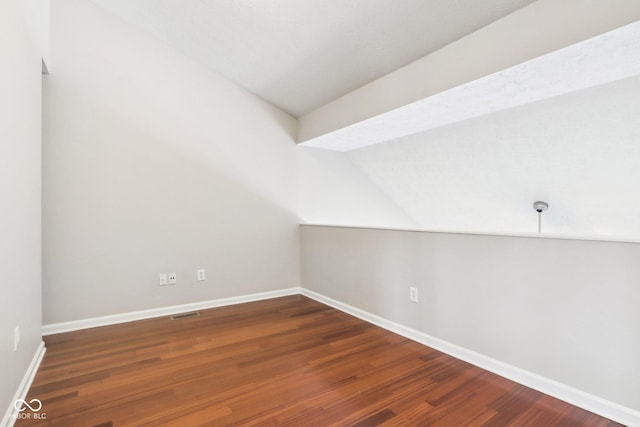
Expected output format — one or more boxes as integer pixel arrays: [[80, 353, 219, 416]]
[[1, 341, 46, 427], [42, 287, 300, 336], [300, 288, 640, 427]]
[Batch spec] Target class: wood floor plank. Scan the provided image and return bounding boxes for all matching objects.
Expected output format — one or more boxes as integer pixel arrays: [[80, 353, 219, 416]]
[[15, 295, 622, 426]]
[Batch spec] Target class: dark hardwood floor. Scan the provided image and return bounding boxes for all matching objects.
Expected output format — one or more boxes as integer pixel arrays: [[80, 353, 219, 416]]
[[16, 295, 621, 426]]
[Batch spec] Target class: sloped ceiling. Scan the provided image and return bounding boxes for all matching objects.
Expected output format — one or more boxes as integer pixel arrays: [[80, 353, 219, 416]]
[[298, 73, 640, 240], [300, 21, 640, 151], [79, 1, 640, 240], [88, 0, 535, 117], [344, 74, 640, 238]]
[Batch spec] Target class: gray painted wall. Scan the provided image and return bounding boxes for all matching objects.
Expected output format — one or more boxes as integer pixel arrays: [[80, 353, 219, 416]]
[[0, 0, 43, 420], [301, 225, 640, 412], [42, 0, 299, 324]]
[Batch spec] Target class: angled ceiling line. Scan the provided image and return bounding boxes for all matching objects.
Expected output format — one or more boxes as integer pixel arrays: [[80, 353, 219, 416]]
[[299, 20, 640, 152]]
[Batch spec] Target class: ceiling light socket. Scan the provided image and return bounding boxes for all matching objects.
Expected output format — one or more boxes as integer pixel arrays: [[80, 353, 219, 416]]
[[533, 201, 549, 213]]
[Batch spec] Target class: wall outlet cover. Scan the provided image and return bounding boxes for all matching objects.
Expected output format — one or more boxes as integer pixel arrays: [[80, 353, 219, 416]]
[[409, 287, 419, 303]]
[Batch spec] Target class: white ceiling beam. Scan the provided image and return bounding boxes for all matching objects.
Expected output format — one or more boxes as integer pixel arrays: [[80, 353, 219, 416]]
[[297, 0, 640, 148]]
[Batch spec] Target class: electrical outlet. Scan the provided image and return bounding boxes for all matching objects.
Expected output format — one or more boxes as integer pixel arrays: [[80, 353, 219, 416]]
[[168, 273, 177, 285], [197, 269, 205, 281], [409, 287, 419, 303], [14, 325, 20, 351], [159, 273, 168, 286]]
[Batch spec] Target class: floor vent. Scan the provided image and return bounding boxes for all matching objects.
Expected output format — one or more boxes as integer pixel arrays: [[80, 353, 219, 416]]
[[170, 311, 200, 320]]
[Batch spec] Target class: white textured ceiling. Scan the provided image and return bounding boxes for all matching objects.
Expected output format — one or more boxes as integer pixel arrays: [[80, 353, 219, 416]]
[[343, 73, 640, 239], [88, 0, 535, 117]]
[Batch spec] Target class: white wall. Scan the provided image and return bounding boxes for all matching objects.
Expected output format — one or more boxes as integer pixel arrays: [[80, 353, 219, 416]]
[[297, 147, 417, 228], [22, 0, 50, 70], [0, 0, 44, 421], [346, 75, 640, 239], [301, 225, 640, 416], [42, 0, 299, 324]]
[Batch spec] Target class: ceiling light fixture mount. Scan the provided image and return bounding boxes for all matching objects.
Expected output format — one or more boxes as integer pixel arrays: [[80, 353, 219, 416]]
[[533, 201, 549, 233]]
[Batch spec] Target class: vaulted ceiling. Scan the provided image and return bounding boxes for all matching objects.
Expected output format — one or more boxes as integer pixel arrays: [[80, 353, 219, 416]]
[[79, 1, 640, 239], [88, 0, 535, 117]]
